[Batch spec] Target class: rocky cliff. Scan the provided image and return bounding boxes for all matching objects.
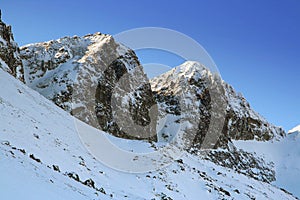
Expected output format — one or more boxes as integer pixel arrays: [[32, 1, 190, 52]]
[[0, 10, 24, 82]]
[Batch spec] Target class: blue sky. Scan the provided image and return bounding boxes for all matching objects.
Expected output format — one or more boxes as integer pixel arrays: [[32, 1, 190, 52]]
[[1, 0, 300, 131]]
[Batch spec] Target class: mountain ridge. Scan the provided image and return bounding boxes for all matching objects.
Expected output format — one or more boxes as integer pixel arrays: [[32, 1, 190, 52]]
[[1, 11, 299, 199]]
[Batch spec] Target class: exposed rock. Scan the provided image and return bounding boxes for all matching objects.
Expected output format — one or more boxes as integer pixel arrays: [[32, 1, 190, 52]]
[[52, 165, 60, 172], [83, 178, 95, 189], [29, 154, 41, 163], [224, 83, 285, 141], [200, 149, 276, 183], [0, 10, 24, 82], [66, 172, 80, 182]]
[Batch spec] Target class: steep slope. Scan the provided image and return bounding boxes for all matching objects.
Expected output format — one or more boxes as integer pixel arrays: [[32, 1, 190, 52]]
[[234, 125, 300, 198], [0, 11, 24, 82], [0, 68, 297, 200], [20, 33, 156, 140]]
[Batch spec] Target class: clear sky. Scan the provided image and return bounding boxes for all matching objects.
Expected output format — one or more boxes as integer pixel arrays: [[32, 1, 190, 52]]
[[1, 0, 299, 131]]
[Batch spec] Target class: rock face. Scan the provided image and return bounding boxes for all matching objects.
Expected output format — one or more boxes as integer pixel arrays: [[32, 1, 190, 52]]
[[0, 11, 24, 82], [150, 61, 285, 182], [224, 84, 285, 141], [20, 33, 157, 140], [151, 61, 285, 148]]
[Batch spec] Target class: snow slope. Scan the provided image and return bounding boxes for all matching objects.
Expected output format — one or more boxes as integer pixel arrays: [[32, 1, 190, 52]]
[[234, 129, 300, 198], [0, 68, 297, 199]]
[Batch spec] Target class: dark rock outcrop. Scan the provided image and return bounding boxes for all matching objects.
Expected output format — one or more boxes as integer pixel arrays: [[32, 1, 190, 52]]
[[0, 10, 24, 82]]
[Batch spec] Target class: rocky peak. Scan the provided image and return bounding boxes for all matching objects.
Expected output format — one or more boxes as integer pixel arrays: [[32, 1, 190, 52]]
[[150, 61, 285, 183], [20, 33, 157, 141], [0, 10, 24, 82], [151, 61, 285, 147], [151, 61, 226, 147], [172, 61, 210, 78]]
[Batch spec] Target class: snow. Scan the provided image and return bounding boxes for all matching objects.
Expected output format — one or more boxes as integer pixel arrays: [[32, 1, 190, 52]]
[[289, 125, 300, 134], [0, 65, 297, 199], [233, 132, 300, 198], [0, 58, 10, 73]]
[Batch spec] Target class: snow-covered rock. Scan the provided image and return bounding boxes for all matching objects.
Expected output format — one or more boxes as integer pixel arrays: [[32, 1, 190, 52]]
[[19, 38, 287, 184], [20, 34, 285, 145], [20, 33, 157, 141], [151, 61, 285, 147], [150, 61, 285, 183]]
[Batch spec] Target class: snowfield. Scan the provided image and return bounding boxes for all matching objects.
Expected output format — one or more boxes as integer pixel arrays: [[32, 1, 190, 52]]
[[0, 67, 298, 199], [234, 130, 300, 198]]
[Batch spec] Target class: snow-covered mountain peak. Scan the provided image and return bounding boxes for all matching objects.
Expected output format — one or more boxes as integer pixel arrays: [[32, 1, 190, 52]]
[[21, 32, 116, 67], [20, 32, 133, 87], [175, 60, 208, 73], [20, 32, 156, 141], [151, 60, 285, 149], [288, 125, 300, 134], [171, 60, 213, 81], [150, 61, 215, 96]]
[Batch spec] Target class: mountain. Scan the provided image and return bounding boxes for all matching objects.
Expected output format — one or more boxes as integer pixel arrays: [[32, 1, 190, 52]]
[[150, 61, 285, 183], [151, 61, 285, 146], [0, 12, 24, 82], [20, 33, 157, 141], [1, 11, 299, 199], [20, 37, 285, 146]]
